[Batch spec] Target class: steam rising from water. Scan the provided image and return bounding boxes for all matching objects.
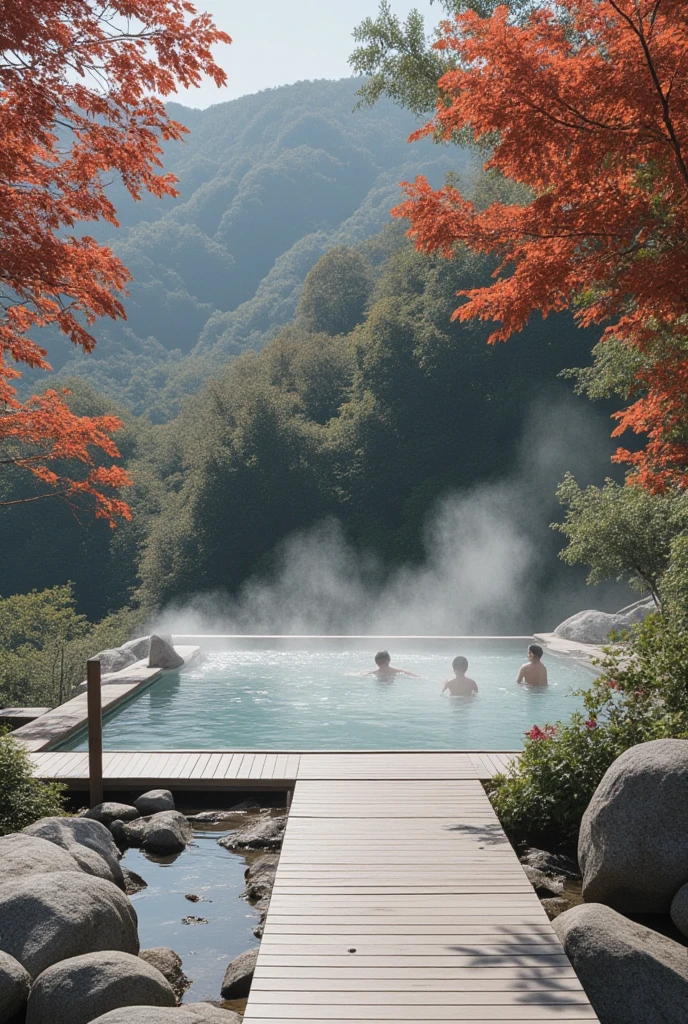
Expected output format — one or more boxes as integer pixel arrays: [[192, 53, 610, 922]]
[[153, 395, 631, 637]]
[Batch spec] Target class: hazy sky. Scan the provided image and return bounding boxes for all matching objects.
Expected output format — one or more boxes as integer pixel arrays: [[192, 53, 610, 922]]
[[182, 0, 440, 108]]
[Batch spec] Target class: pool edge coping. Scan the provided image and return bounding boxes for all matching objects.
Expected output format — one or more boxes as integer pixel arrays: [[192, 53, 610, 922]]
[[13, 646, 200, 753]]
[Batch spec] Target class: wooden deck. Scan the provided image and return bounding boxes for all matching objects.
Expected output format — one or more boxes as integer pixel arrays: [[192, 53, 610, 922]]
[[29, 749, 518, 788], [244, 777, 597, 1024], [29, 749, 597, 1020]]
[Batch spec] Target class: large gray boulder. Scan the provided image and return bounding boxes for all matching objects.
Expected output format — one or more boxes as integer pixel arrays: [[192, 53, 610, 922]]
[[23, 816, 125, 889], [0, 832, 82, 882], [90, 1012, 181, 1024], [622, 598, 656, 624], [670, 881, 688, 938], [123, 811, 192, 854], [220, 947, 259, 1000], [182, 1007, 243, 1023], [579, 739, 688, 912], [148, 635, 184, 670], [135, 790, 175, 815], [0, 950, 31, 1022], [520, 847, 580, 880], [0, 871, 138, 978], [553, 609, 631, 644], [84, 802, 141, 827], [139, 948, 189, 1001], [120, 636, 152, 661], [26, 951, 175, 1024], [553, 903, 688, 1024], [93, 648, 138, 674], [92, 1006, 241, 1023], [218, 814, 286, 852], [522, 864, 564, 898], [244, 854, 278, 903]]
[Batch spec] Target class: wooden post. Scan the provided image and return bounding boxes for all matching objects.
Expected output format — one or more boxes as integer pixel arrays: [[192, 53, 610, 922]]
[[87, 658, 103, 808]]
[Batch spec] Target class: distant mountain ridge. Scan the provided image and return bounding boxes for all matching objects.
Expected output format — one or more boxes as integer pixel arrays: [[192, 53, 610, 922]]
[[36, 78, 466, 421]]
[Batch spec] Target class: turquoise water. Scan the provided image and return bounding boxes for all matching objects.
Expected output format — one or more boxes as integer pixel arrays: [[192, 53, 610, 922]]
[[69, 639, 596, 750]]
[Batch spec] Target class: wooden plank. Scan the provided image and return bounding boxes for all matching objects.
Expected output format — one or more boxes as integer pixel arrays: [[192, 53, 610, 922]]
[[210, 752, 237, 780], [133, 752, 166, 778], [244, 1007, 596, 1020], [264, 921, 552, 931], [199, 752, 224, 779], [168, 752, 201, 780], [102, 751, 130, 777], [248, 991, 592, 1004], [187, 751, 214, 779], [237, 753, 256, 778], [250, 753, 268, 780], [252, 968, 580, 981], [116, 752, 151, 778], [263, 923, 555, 932], [252, 977, 584, 991], [221, 752, 246, 780], [258, 944, 565, 956]]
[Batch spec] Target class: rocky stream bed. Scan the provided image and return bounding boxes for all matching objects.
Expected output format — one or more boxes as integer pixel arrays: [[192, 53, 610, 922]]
[[0, 790, 284, 1023]]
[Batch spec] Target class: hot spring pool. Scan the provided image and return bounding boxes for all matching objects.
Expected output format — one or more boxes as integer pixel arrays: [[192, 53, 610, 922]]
[[66, 637, 597, 751]]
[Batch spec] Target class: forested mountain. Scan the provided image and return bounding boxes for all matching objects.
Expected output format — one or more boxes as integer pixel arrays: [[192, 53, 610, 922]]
[[27, 78, 464, 422], [3, 78, 627, 632]]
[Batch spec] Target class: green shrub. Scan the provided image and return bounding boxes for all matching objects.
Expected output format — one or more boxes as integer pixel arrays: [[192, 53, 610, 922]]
[[488, 614, 688, 845], [0, 585, 144, 709], [0, 728, 67, 835]]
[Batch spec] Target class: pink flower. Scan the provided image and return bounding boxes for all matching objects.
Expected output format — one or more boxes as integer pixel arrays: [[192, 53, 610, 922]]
[[526, 724, 557, 741], [608, 679, 623, 691], [586, 719, 597, 730]]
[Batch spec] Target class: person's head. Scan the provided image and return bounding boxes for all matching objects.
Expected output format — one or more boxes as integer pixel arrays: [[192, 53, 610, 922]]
[[528, 644, 543, 662], [375, 650, 391, 667], [452, 656, 469, 675]]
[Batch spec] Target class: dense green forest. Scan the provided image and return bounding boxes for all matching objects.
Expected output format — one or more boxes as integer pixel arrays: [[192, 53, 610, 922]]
[[2, 77, 629, 646]]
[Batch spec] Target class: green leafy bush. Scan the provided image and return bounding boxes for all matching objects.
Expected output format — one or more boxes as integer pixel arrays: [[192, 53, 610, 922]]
[[0, 728, 67, 835], [0, 585, 144, 709], [489, 614, 688, 845]]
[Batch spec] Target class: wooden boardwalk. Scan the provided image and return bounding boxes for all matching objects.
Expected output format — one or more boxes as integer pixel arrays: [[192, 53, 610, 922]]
[[245, 777, 598, 1024], [30, 750, 517, 787], [29, 749, 597, 1020]]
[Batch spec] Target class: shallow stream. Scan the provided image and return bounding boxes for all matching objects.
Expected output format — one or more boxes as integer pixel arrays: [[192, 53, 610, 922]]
[[122, 816, 262, 1005]]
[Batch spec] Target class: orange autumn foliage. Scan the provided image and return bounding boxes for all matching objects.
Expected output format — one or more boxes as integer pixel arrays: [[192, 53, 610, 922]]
[[392, 0, 688, 491], [0, 1, 230, 524]]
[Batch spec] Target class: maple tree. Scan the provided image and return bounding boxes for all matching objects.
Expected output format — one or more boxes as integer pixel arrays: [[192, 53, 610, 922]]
[[0, 1, 230, 523], [392, 0, 688, 491]]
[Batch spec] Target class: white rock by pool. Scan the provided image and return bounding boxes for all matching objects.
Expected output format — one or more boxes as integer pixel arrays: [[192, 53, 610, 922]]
[[66, 638, 597, 751]]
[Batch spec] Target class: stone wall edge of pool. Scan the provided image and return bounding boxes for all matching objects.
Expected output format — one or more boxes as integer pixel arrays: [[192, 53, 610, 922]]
[[13, 645, 200, 752]]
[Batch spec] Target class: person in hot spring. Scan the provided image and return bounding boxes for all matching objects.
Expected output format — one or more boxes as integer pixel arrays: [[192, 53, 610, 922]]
[[517, 644, 548, 687], [366, 650, 420, 680], [442, 656, 478, 696]]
